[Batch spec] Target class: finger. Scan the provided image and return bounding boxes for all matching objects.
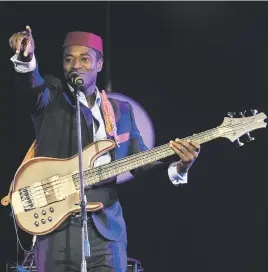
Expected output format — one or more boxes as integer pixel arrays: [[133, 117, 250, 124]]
[[177, 139, 200, 154], [169, 142, 189, 161], [23, 26, 33, 56], [175, 138, 195, 153], [23, 36, 32, 57], [9, 33, 16, 49], [188, 141, 200, 152], [25, 25, 32, 36], [172, 140, 199, 160], [171, 141, 188, 155], [170, 141, 192, 159], [16, 35, 25, 54], [23, 40, 30, 57], [9, 33, 21, 50]]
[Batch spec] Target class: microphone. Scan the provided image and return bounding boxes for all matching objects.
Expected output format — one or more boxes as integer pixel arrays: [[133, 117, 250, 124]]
[[68, 70, 84, 87]]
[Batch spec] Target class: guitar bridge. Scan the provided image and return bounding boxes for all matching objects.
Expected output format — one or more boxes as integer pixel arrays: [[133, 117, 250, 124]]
[[19, 187, 35, 211]]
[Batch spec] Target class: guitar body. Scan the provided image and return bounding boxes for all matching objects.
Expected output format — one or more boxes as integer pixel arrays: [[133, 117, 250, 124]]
[[11, 139, 115, 235]]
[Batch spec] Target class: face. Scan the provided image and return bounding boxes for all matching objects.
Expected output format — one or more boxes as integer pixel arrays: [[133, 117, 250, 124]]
[[63, 45, 103, 93]]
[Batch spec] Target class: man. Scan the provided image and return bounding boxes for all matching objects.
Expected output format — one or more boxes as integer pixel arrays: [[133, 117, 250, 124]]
[[8, 25, 200, 272]]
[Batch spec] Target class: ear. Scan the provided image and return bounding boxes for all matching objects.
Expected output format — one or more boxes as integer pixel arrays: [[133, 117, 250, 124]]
[[97, 59, 103, 72]]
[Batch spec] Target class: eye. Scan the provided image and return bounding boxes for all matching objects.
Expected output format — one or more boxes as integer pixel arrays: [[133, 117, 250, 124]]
[[65, 58, 73, 63], [81, 57, 89, 62]]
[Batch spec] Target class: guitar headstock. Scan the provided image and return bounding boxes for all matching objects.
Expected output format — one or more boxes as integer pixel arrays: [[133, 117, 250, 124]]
[[218, 110, 267, 146]]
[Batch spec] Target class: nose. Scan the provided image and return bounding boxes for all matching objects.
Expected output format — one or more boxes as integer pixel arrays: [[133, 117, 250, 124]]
[[73, 58, 83, 70]]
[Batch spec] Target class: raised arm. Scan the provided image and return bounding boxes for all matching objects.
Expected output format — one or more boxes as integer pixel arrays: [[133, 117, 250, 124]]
[[9, 25, 62, 115]]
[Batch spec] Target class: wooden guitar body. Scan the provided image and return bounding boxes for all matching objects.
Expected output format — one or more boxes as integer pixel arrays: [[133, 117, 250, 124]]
[[11, 139, 115, 235]]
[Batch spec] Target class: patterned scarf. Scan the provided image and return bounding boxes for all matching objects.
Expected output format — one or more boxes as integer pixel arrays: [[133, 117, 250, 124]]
[[99, 90, 120, 147]]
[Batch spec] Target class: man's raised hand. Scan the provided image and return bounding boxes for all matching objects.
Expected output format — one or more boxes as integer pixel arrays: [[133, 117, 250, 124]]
[[9, 25, 35, 58]]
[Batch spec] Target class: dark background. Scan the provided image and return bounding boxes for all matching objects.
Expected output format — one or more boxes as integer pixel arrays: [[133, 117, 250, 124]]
[[0, 1, 267, 272]]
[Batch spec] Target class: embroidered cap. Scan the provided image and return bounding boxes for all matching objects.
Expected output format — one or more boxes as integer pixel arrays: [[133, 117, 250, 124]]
[[62, 31, 103, 54]]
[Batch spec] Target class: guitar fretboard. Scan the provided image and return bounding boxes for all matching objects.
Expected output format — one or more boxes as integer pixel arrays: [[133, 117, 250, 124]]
[[72, 127, 220, 188]]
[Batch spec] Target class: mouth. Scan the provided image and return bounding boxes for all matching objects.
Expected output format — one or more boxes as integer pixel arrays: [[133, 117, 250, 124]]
[[71, 71, 84, 76], [67, 71, 85, 80]]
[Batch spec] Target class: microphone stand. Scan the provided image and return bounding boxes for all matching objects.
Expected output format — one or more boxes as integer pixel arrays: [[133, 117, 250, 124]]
[[73, 83, 90, 272]]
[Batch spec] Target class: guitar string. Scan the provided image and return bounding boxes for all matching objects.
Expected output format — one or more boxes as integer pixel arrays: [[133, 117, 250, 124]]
[[22, 121, 253, 207], [36, 116, 259, 189], [23, 148, 178, 206], [20, 134, 241, 208], [22, 139, 218, 207], [26, 144, 173, 195], [26, 126, 219, 195], [25, 118, 252, 196], [22, 119, 253, 207], [23, 145, 194, 206], [21, 120, 258, 206]]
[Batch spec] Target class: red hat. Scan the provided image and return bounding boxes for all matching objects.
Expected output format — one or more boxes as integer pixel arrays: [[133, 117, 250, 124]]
[[63, 31, 103, 54]]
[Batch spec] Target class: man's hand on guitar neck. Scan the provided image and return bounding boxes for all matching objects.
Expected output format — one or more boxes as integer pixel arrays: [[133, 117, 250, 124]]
[[169, 138, 200, 175]]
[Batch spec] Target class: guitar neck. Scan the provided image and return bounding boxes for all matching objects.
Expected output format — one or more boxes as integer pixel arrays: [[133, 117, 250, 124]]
[[81, 127, 220, 186]]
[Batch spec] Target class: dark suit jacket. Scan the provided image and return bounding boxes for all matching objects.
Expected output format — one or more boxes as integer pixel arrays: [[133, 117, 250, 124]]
[[14, 66, 171, 242]]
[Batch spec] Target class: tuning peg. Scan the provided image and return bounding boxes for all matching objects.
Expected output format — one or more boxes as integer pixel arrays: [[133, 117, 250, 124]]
[[239, 111, 247, 117], [246, 133, 255, 142], [236, 138, 244, 147], [227, 112, 236, 118], [250, 109, 258, 115]]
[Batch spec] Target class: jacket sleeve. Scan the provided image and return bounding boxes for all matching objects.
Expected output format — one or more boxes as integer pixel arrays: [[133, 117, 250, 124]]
[[14, 65, 62, 116]]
